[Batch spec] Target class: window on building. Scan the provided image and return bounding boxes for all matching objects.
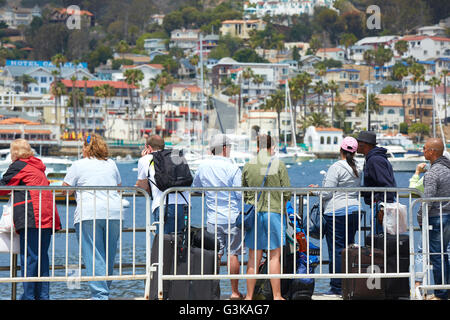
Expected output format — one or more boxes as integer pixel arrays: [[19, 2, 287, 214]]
[[334, 137, 338, 144], [326, 136, 331, 144], [320, 136, 324, 144], [387, 109, 395, 114]]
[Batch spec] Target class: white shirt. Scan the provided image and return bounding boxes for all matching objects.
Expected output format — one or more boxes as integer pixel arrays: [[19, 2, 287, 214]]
[[192, 156, 242, 225], [137, 154, 188, 213], [64, 158, 123, 224]]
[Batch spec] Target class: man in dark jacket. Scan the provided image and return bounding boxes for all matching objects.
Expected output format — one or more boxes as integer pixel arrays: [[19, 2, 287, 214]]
[[357, 131, 397, 233]]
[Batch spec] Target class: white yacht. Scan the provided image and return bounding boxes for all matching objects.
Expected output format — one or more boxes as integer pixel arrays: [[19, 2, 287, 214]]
[[0, 149, 73, 179], [278, 146, 316, 164], [356, 145, 425, 172]]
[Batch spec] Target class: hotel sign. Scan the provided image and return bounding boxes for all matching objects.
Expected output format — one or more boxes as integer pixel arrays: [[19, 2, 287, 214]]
[[6, 60, 88, 69]]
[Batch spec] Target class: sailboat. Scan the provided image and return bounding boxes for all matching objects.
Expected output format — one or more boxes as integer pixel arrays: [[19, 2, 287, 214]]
[[276, 83, 316, 164]]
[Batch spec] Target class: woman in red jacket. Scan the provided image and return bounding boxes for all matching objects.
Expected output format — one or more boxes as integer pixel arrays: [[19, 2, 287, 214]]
[[0, 139, 61, 300]]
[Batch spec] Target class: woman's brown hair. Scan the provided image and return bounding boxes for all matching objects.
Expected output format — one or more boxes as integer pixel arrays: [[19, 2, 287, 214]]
[[83, 133, 109, 160]]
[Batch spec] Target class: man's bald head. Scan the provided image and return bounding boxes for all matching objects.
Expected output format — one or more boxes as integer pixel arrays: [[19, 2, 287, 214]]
[[424, 138, 444, 162]]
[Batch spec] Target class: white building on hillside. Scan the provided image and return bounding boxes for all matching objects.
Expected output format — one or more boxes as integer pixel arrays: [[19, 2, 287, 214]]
[[120, 64, 164, 89], [244, 0, 337, 17], [2, 60, 94, 95], [304, 126, 343, 155], [398, 35, 450, 62]]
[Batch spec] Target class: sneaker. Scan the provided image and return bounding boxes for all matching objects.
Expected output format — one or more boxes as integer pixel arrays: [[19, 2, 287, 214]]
[[324, 289, 342, 298], [426, 294, 442, 300]]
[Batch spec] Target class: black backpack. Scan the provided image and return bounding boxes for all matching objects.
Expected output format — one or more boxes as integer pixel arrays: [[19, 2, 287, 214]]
[[149, 149, 193, 193]]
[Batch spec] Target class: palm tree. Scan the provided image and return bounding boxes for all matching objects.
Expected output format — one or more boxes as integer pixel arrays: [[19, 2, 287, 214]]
[[154, 71, 174, 136], [315, 64, 326, 81], [356, 92, 382, 131], [327, 80, 339, 127], [116, 40, 129, 61], [241, 67, 255, 121], [50, 81, 67, 128], [363, 49, 375, 83], [148, 78, 158, 131], [262, 89, 285, 140], [94, 85, 106, 134], [393, 64, 409, 123], [124, 68, 144, 140], [441, 69, 449, 125], [70, 76, 79, 135], [302, 112, 330, 130], [296, 72, 312, 119], [51, 54, 67, 125], [394, 40, 409, 58], [14, 74, 37, 93], [340, 33, 357, 60], [373, 47, 393, 80], [409, 63, 426, 123], [252, 74, 264, 98], [427, 76, 442, 137], [313, 80, 326, 113]]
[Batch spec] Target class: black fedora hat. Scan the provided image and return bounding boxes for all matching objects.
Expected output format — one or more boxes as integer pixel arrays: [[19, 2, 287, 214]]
[[356, 131, 376, 145]]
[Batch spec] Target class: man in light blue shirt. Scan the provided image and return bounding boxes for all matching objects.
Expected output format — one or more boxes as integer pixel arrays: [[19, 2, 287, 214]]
[[192, 134, 244, 300]]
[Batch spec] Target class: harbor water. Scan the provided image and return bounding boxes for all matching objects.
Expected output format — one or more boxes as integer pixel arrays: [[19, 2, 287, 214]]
[[0, 158, 421, 300]]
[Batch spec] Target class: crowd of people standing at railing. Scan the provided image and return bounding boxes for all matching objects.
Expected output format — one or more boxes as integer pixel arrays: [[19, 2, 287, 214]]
[[0, 130, 448, 300]]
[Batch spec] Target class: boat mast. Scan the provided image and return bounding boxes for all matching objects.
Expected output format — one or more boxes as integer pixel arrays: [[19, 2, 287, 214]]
[[287, 84, 297, 147], [284, 82, 287, 147], [199, 33, 205, 158]]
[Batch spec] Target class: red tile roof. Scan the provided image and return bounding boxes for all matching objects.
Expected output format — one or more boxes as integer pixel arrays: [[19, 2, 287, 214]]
[[315, 127, 343, 132], [60, 80, 137, 89], [401, 35, 450, 42], [0, 118, 40, 125]]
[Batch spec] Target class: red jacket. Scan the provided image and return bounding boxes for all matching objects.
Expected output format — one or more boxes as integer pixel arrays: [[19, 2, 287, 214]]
[[0, 156, 61, 232]]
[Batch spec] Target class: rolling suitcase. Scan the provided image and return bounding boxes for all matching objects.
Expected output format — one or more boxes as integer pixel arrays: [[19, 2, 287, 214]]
[[149, 232, 220, 300], [365, 233, 410, 299], [341, 244, 386, 300]]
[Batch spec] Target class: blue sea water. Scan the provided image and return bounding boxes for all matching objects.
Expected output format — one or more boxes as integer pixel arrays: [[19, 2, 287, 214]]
[[0, 159, 421, 300]]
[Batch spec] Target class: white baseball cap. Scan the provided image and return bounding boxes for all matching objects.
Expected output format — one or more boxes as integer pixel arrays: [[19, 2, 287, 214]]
[[210, 134, 233, 151]]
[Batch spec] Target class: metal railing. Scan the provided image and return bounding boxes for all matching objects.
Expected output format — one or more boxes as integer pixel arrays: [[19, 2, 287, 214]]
[[0, 185, 152, 300], [153, 186, 425, 300], [2, 185, 448, 300], [410, 197, 450, 300]]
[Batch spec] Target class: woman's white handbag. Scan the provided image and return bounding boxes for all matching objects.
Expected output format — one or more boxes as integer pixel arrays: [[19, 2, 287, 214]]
[[382, 202, 408, 235], [0, 202, 20, 254]]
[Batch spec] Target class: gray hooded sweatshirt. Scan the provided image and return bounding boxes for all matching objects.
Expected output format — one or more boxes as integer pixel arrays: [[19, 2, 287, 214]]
[[321, 160, 363, 214], [423, 155, 450, 217]]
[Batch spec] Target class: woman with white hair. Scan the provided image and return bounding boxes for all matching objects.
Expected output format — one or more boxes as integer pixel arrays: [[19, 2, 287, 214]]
[[0, 139, 61, 300]]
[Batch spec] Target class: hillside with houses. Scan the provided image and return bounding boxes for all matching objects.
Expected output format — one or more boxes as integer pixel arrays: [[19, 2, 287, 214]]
[[0, 0, 448, 155]]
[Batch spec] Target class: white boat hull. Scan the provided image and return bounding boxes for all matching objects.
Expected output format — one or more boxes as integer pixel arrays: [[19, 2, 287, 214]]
[[356, 156, 425, 172], [389, 157, 426, 172]]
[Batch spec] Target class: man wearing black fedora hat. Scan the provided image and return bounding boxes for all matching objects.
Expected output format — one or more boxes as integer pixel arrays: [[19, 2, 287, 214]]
[[357, 130, 397, 233]]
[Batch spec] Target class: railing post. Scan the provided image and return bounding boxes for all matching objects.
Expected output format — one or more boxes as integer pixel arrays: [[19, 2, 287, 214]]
[[11, 253, 17, 300]]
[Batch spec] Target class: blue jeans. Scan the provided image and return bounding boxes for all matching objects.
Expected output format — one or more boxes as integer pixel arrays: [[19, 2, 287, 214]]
[[75, 219, 121, 300], [428, 215, 450, 299], [152, 204, 187, 234], [19, 228, 52, 300], [324, 213, 360, 294]]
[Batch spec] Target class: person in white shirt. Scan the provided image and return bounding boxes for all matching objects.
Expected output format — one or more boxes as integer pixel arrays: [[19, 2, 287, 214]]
[[192, 134, 244, 300], [63, 133, 122, 300], [136, 134, 188, 234]]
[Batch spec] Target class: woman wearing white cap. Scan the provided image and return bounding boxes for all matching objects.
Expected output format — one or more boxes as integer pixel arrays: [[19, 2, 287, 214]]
[[309, 136, 362, 296]]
